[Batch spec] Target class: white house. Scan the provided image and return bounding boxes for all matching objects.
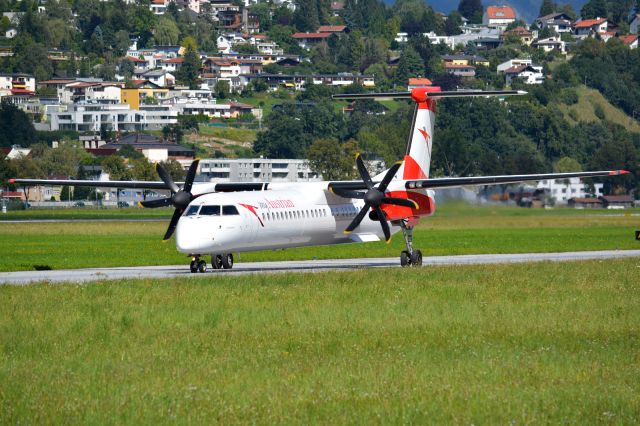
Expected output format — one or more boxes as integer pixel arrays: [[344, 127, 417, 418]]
[[141, 69, 175, 88], [532, 36, 566, 53], [537, 178, 603, 204], [631, 14, 639, 34], [483, 5, 516, 30], [497, 58, 532, 73], [504, 64, 544, 85], [619, 35, 639, 49], [573, 18, 608, 38], [535, 12, 573, 33]]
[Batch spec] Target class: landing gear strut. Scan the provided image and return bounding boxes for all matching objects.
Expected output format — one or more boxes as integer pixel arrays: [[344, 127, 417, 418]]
[[190, 256, 207, 273], [400, 221, 422, 267]]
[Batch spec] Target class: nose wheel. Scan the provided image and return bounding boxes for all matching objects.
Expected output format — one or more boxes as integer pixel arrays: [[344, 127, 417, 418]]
[[190, 257, 207, 273], [400, 222, 423, 267]]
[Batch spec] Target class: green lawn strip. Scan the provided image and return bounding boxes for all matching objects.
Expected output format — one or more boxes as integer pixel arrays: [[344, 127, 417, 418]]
[[1, 259, 638, 423], [0, 207, 173, 221], [0, 214, 638, 271]]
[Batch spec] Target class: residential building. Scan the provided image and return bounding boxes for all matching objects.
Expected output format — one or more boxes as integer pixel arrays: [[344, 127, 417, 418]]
[[599, 195, 635, 208], [535, 12, 573, 33], [502, 26, 534, 45], [101, 133, 195, 161], [441, 54, 489, 67], [121, 86, 170, 109], [573, 18, 608, 38], [483, 6, 516, 30], [198, 158, 320, 182], [239, 73, 374, 91], [445, 63, 476, 77], [504, 64, 544, 85], [532, 36, 566, 53], [46, 102, 178, 132], [0, 73, 36, 96], [149, 0, 167, 14], [473, 37, 503, 50], [140, 69, 175, 88], [618, 34, 639, 49], [424, 31, 456, 50], [632, 14, 639, 34], [291, 32, 332, 49], [497, 58, 532, 73], [407, 78, 432, 90], [537, 177, 603, 204]]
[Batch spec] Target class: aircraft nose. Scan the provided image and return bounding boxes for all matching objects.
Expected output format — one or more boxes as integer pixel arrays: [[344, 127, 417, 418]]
[[176, 218, 214, 253]]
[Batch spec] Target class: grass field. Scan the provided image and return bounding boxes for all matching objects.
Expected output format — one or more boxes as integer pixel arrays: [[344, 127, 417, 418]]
[[1, 259, 639, 423], [0, 203, 638, 271]]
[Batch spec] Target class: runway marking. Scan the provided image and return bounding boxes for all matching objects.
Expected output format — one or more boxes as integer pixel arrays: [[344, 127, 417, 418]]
[[1, 250, 640, 285]]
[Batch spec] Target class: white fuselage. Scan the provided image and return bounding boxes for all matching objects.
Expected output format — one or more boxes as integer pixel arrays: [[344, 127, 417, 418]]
[[175, 181, 434, 255]]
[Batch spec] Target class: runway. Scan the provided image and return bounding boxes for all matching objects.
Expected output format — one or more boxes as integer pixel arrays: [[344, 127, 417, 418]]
[[1, 249, 639, 285]]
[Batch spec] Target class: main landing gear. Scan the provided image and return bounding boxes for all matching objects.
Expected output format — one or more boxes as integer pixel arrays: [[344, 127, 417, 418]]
[[399, 221, 423, 267], [189, 254, 234, 273]]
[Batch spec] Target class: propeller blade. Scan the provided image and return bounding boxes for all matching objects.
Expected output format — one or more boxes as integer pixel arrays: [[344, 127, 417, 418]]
[[381, 197, 419, 209], [355, 154, 373, 189], [139, 197, 173, 208], [330, 187, 365, 199], [182, 159, 200, 193], [163, 208, 183, 241], [377, 162, 402, 192], [344, 204, 370, 233], [375, 207, 391, 242], [156, 163, 179, 193]]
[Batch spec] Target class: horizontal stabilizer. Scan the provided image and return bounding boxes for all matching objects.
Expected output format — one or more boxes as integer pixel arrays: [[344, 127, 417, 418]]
[[406, 170, 630, 190], [333, 90, 526, 101]]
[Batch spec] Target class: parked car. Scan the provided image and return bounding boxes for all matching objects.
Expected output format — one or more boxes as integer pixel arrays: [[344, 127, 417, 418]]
[[117, 201, 129, 208], [73, 201, 85, 207]]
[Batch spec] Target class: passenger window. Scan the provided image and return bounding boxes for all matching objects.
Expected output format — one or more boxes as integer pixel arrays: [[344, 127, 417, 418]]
[[200, 205, 220, 216], [185, 205, 200, 216], [222, 205, 239, 215]]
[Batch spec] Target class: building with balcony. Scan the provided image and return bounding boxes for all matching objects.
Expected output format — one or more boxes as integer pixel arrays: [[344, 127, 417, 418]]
[[198, 158, 320, 182]]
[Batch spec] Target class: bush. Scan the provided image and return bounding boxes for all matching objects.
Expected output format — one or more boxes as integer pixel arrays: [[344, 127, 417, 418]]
[[560, 89, 579, 105], [594, 104, 605, 120]]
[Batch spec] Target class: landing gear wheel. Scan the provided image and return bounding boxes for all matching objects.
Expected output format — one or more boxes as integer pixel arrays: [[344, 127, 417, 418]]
[[211, 254, 223, 270], [400, 251, 410, 267], [190, 260, 198, 273], [222, 253, 234, 269], [410, 250, 423, 267], [197, 260, 207, 273]]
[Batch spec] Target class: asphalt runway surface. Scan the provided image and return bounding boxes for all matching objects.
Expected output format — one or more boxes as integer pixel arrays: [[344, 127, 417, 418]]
[[1, 250, 640, 285]]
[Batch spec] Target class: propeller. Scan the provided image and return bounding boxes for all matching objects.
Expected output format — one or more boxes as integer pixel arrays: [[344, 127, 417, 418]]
[[330, 154, 418, 243], [139, 159, 200, 240]]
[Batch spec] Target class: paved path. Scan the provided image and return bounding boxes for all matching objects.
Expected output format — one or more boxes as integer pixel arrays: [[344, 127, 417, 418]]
[[1, 250, 639, 285]]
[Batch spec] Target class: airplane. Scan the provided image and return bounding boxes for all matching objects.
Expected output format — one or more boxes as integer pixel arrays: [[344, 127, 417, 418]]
[[11, 86, 629, 272]]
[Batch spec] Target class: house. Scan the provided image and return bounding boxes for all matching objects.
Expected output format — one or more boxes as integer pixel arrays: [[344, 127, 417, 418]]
[[160, 57, 184, 73], [102, 133, 195, 162], [0, 73, 36, 94], [502, 27, 534, 45], [503, 64, 544, 85], [441, 54, 489, 67], [631, 14, 639, 34], [330, 1, 344, 16], [317, 25, 349, 34], [444, 63, 476, 77], [497, 58, 532, 73], [473, 37, 503, 50], [537, 178, 603, 204], [121, 86, 170, 109], [567, 197, 603, 208], [618, 35, 639, 49], [573, 18, 608, 38], [199, 158, 320, 183], [407, 78, 432, 90], [483, 6, 516, 30], [149, 0, 167, 14], [532, 36, 566, 53], [291, 32, 332, 49], [535, 12, 573, 33], [141, 69, 175, 88], [599, 195, 635, 208], [424, 31, 456, 50]]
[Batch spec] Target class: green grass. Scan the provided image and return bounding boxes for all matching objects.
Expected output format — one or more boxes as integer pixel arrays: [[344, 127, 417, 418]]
[[197, 125, 257, 143], [557, 85, 640, 132], [0, 207, 172, 221], [1, 258, 639, 423], [0, 203, 638, 271]]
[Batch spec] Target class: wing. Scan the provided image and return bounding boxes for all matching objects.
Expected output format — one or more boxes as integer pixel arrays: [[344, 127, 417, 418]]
[[9, 179, 271, 192], [405, 170, 630, 190]]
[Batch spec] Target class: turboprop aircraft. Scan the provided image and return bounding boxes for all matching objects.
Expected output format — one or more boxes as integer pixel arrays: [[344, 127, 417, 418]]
[[12, 86, 629, 271]]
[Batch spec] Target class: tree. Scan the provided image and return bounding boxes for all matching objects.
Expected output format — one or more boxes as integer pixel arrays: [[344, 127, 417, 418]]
[[539, 0, 557, 17], [214, 80, 230, 99], [154, 16, 179, 46], [177, 42, 201, 89], [444, 11, 463, 36], [130, 157, 156, 199], [457, 0, 482, 22], [159, 159, 185, 181], [33, 140, 90, 177], [11, 154, 44, 202], [308, 138, 360, 180], [0, 102, 37, 148], [553, 156, 582, 173], [394, 45, 423, 86], [293, 0, 320, 32], [581, 0, 608, 19], [73, 166, 92, 200]]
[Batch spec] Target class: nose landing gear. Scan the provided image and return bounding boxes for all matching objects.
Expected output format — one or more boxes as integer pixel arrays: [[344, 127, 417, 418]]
[[190, 257, 207, 273], [399, 221, 423, 267]]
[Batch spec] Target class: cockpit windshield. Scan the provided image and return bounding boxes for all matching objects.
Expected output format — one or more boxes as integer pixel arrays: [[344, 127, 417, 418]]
[[183, 205, 239, 217]]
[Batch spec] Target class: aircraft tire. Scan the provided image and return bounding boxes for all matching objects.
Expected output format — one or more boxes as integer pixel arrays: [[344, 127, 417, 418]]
[[211, 254, 223, 269], [197, 260, 207, 273], [190, 260, 198, 273], [222, 253, 234, 269], [410, 250, 423, 267], [400, 251, 410, 267]]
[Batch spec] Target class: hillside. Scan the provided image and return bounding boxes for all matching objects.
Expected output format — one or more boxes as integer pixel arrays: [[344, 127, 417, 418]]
[[556, 86, 640, 133]]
